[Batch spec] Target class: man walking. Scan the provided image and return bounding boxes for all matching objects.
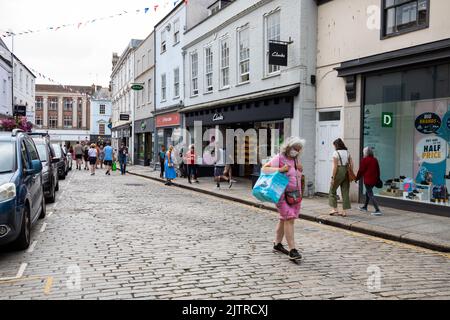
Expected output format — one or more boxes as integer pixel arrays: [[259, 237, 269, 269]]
[[103, 141, 114, 176], [118, 143, 129, 175], [74, 141, 83, 170], [214, 146, 232, 189]]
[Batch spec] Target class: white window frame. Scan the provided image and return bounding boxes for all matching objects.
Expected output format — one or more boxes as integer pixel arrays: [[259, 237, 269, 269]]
[[238, 25, 250, 84], [49, 116, 58, 129], [35, 116, 43, 128], [100, 104, 106, 115], [99, 124, 106, 135], [161, 30, 167, 53], [205, 46, 214, 93], [63, 116, 72, 129], [49, 97, 58, 111], [265, 9, 282, 75], [161, 73, 167, 102], [174, 68, 180, 99], [190, 52, 199, 96], [173, 19, 180, 45], [63, 98, 73, 111], [220, 37, 230, 89]]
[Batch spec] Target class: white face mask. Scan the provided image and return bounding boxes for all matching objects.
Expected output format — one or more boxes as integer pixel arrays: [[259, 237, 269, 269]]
[[289, 150, 299, 158]]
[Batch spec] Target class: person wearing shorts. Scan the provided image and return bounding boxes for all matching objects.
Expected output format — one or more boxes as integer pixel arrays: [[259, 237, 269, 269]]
[[74, 142, 84, 170], [88, 144, 98, 176], [213, 147, 232, 189], [103, 142, 114, 176]]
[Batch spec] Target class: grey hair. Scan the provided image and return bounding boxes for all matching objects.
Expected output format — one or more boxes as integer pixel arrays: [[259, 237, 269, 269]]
[[280, 136, 306, 158], [363, 146, 374, 157]]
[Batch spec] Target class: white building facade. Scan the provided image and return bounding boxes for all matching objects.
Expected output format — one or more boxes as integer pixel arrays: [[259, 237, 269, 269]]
[[13, 55, 36, 124], [154, 2, 187, 159], [0, 39, 12, 117], [110, 39, 142, 160], [181, 0, 317, 185], [90, 87, 112, 145]]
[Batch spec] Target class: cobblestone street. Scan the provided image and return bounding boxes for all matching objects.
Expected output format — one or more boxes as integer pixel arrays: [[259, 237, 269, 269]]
[[1, 168, 449, 300]]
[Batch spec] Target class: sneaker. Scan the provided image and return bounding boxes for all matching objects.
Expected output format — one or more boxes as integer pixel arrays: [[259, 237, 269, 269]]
[[359, 206, 368, 212], [371, 210, 383, 216], [195, 180, 200, 184], [229, 181, 233, 189], [215, 185, 220, 190], [273, 243, 289, 255], [289, 249, 302, 261]]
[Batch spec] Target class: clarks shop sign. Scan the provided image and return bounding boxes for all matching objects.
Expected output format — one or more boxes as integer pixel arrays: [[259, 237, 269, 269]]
[[213, 113, 224, 122], [269, 42, 288, 67]]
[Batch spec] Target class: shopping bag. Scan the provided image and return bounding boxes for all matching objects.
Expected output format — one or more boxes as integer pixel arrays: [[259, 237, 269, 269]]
[[252, 171, 289, 204], [112, 161, 117, 172]]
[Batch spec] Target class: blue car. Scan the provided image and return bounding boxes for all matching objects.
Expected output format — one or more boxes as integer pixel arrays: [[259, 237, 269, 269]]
[[0, 129, 46, 250]]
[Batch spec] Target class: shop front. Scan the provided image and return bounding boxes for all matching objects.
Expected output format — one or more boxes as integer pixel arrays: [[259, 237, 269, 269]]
[[154, 111, 182, 166], [337, 39, 450, 216], [182, 86, 299, 179], [111, 124, 131, 152], [134, 117, 155, 166]]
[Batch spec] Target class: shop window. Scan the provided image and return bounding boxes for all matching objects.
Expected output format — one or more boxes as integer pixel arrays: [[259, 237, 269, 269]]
[[382, 0, 429, 38], [363, 63, 450, 207]]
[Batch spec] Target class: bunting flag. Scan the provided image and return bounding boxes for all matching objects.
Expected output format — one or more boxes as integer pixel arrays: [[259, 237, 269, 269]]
[[1, 0, 187, 38]]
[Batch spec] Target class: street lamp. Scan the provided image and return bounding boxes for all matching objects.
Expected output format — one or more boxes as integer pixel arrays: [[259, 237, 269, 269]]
[[8, 29, 14, 116]]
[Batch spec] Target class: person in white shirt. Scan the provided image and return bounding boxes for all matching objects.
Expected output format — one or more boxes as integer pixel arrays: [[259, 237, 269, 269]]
[[329, 138, 353, 216], [88, 144, 98, 176]]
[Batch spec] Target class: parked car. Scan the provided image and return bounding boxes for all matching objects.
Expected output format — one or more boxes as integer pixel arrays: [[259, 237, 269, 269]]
[[0, 129, 46, 250], [29, 134, 59, 203], [51, 143, 67, 180]]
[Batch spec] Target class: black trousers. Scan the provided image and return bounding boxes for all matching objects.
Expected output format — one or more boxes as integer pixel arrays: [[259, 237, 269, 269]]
[[160, 160, 165, 177], [364, 184, 380, 211], [187, 164, 198, 181]]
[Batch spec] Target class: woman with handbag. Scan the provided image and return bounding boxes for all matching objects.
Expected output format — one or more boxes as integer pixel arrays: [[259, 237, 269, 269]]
[[164, 145, 177, 186], [356, 146, 382, 216], [262, 136, 305, 261], [329, 138, 354, 217]]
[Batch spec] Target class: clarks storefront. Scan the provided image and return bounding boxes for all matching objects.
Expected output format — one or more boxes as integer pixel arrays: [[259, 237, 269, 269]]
[[337, 39, 450, 216]]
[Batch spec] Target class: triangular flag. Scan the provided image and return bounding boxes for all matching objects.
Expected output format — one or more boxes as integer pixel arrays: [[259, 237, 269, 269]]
[[144, 8, 149, 13], [78, 22, 82, 28], [154, 4, 159, 11]]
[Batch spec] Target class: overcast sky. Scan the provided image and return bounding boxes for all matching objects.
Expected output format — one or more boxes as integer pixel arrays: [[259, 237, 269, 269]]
[[0, 0, 178, 87]]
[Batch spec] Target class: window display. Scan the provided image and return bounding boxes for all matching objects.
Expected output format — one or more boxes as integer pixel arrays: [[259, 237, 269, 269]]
[[363, 63, 450, 207]]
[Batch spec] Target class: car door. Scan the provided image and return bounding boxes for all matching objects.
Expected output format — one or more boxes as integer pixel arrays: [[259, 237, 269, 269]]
[[19, 140, 34, 213], [24, 138, 43, 220]]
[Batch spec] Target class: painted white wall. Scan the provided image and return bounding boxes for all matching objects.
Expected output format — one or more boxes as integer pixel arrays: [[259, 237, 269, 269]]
[[90, 99, 112, 136], [182, 0, 317, 183], [155, 4, 186, 111], [12, 56, 36, 123], [0, 57, 12, 116]]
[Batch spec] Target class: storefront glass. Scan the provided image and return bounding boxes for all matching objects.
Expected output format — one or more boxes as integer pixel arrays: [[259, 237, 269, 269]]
[[363, 63, 450, 206], [138, 134, 145, 162]]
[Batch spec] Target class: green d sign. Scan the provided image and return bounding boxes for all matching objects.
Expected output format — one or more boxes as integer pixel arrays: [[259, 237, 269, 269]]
[[131, 83, 144, 91], [382, 112, 393, 128]]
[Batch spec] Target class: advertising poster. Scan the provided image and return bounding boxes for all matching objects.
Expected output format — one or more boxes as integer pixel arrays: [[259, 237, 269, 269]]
[[414, 100, 449, 186]]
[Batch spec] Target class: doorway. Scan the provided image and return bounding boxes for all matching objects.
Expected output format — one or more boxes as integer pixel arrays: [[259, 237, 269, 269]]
[[315, 109, 342, 194]]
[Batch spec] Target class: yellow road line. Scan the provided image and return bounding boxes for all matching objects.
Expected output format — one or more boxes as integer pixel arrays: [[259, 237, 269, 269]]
[[44, 276, 53, 295]]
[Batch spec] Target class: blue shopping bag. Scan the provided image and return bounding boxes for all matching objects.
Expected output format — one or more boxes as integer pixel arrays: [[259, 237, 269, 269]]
[[252, 171, 289, 204]]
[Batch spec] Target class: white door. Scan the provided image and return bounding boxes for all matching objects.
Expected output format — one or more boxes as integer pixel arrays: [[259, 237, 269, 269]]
[[315, 110, 342, 194]]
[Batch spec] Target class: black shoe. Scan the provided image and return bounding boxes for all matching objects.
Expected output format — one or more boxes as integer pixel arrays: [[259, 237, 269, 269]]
[[289, 249, 302, 261], [273, 243, 289, 255]]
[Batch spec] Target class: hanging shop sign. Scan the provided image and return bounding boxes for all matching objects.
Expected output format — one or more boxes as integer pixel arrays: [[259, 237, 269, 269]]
[[269, 42, 288, 67], [415, 136, 447, 164], [131, 83, 144, 91], [120, 114, 130, 121], [13, 105, 27, 117], [415, 113, 442, 134]]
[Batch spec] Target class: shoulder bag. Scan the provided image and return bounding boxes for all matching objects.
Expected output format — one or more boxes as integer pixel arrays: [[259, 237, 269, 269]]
[[282, 159, 302, 206], [338, 151, 357, 182]]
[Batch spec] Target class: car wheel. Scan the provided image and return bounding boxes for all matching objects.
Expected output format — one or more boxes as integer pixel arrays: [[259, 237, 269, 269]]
[[14, 205, 31, 250], [60, 173, 66, 180], [46, 182, 55, 204], [39, 194, 46, 219]]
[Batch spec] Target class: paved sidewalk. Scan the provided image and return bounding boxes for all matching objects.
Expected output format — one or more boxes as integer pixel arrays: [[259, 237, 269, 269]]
[[128, 165, 450, 252]]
